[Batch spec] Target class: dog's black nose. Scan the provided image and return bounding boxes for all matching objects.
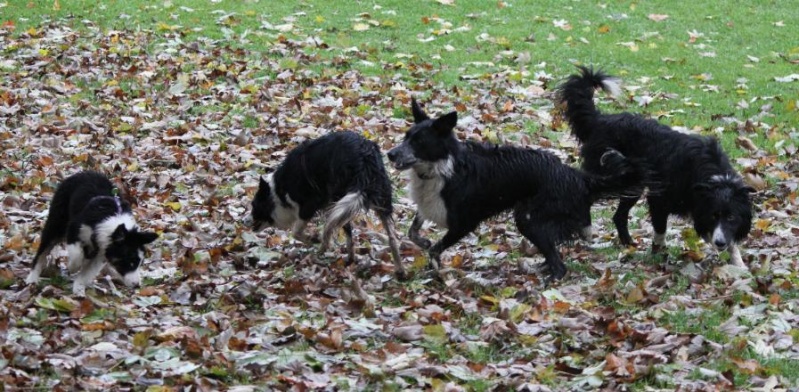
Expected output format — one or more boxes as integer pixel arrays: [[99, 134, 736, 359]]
[[387, 149, 397, 162], [714, 239, 727, 248]]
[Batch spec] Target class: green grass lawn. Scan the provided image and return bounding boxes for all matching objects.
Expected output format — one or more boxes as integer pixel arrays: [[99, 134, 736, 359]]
[[7, 0, 799, 139]]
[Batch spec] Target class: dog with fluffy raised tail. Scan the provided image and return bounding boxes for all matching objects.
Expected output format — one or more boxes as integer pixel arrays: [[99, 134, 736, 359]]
[[557, 65, 754, 267], [26, 171, 158, 296], [246, 131, 406, 279], [387, 99, 647, 282]]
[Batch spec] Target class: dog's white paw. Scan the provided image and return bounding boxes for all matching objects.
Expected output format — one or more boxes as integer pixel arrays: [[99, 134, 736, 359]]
[[72, 281, 87, 297], [24, 273, 40, 285]]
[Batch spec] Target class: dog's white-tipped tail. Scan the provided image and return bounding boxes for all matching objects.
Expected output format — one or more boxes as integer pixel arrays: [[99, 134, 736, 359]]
[[321, 192, 365, 251], [600, 77, 623, 99], [328, 192, 365, 228]]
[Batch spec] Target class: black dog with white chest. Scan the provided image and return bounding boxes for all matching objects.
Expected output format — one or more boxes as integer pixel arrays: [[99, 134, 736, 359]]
[[26, 171, 158, 296], [557, 66, 754, 266], [387, 99, 645, 281], [247, 131, 406, 278]]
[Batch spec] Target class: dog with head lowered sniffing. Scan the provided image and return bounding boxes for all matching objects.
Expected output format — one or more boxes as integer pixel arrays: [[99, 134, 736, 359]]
[[246, 131, 406, 278], [557, 66, 754, 266], [26, 171, 158, 296], [387, 99, 647, 282]]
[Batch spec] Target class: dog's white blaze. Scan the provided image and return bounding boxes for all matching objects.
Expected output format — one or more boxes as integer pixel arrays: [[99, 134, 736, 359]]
[[78, 224, 93, 243], [711, 224, 728, 248], [66, 242, 85, 274], [95, 214, 138, 252], [653, 232, 666, 247], [601, 77, 623, 99], [409, 157, 453, 228], [266, 173, 300, 229]]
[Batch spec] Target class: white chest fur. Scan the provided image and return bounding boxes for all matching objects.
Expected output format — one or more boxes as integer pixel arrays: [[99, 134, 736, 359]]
[[409, 158, 453, 228]]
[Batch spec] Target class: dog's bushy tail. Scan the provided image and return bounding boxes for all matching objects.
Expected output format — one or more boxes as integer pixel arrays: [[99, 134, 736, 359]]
[[557, 66, 621, 142], [587, 149, 647, 198]]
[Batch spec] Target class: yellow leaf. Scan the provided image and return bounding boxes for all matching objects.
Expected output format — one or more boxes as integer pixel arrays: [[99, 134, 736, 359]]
[[480, 295, 499, 305], [133, 331, 151, 349], [53, 0, 60, 11], [38, 48, 49, 57], [353, 23, 370, 31], [755, 219, 771, 231], [423, 324, 447, 340], [165, 201, 182, 212], [450, 253, 463, 268], [244, 10, 256, 16], [597, 24, 611, 34], [315, 15, 325, 23], [625, 286, 645, 304], [126, 161, 139, 171]]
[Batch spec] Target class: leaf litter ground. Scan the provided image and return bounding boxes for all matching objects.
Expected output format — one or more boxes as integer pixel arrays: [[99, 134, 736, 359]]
[[1, 21, 799, 391]]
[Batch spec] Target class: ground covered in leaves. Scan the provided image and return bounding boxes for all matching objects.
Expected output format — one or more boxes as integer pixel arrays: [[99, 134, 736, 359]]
[[1, 17, 799, 391]]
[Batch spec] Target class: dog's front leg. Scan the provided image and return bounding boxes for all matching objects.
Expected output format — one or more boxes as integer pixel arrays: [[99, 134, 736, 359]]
[[428, 226, 473, 271], [728, 243, 745, 267], [66, 242, 86, 274], [291, 220, 313, 244], [408, 214, 432, 250], [71, 257, 106, 297]]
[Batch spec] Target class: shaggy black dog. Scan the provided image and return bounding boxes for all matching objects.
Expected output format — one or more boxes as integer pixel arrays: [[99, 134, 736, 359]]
[[26, 171, 158, 296], [387, 99, 645, 281], [247, 131, 405, 278], [558, 66, 754, 266]]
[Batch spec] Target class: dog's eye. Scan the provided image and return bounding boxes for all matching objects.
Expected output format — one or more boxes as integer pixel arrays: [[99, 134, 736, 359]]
[[727, 214, 736, 222]]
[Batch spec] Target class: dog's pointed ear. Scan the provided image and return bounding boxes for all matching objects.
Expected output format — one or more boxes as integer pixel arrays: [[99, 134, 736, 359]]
[[433, 111, 458, 134], [112, 225, 129, 243], [135, 231, 159, 245], [259, 176, 270, 190], [411, 98, 429, 123]]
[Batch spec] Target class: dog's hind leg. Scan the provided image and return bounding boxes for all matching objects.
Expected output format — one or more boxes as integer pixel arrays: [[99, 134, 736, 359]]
[[26, 243, 57, 285], [26, 220, 67, 284], [342, 223, 356, 265], [613, 195, 641, 246], [408, 214, 432, 250], [291, 220, 312, 244], [648, 198, 669, 252], [521, 226, 567, 282], [378, 214, 406, 279]]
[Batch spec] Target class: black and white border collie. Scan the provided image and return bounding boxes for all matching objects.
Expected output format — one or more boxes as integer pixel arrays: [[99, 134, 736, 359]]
[[246, 131, 406, 278], [26, 171, 158, 296], [557, 66, 754, 266], [387, 99, 645, 281]]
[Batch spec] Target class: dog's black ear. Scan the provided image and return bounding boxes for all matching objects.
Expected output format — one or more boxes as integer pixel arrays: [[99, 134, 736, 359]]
[[740, 185, 757, 194], [112, 225, 129, 243], [411, 98, 429, 123], [134, 231, 158, 245], [693, 182, 714, 193], [259, 176, 270, 191], [433, 111, 458, 134]]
